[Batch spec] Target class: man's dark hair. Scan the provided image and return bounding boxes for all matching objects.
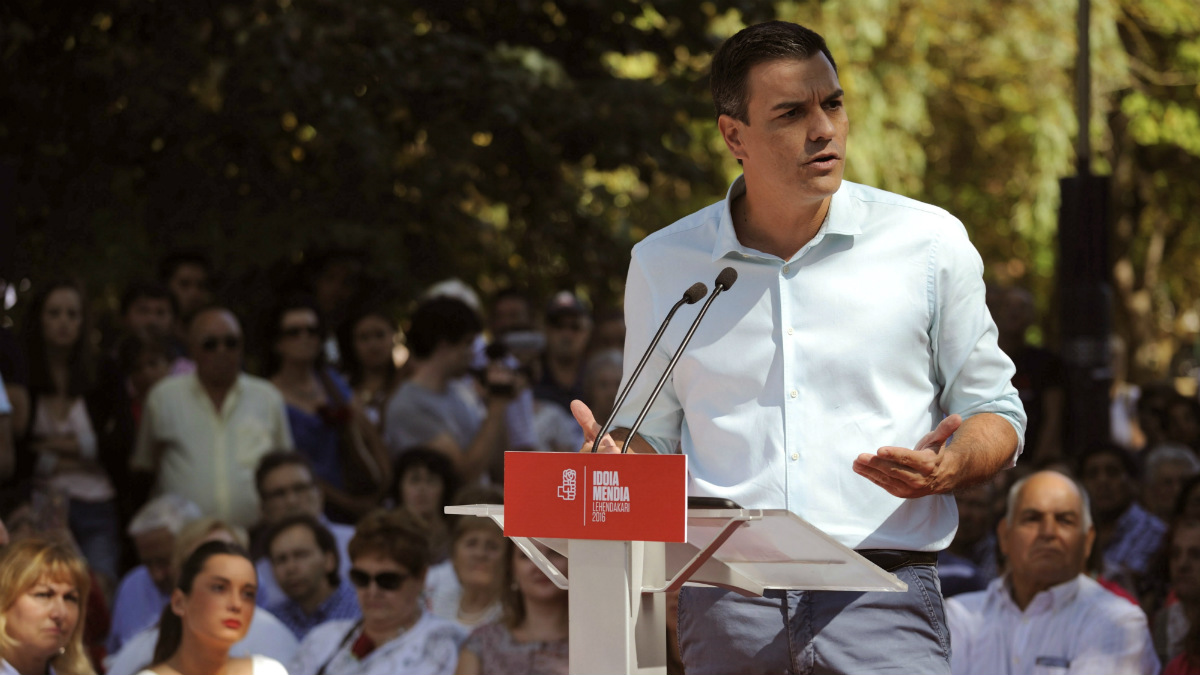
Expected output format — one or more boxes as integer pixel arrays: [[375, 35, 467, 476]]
[[264, 513, 340, 588], [254, 450, 315, 497], [1080, 442, 1140, 480], [119, 280, 178, 318], [157, 249, 211, 284], [405, 296, 482, 360], [710, 20, 838, 123]]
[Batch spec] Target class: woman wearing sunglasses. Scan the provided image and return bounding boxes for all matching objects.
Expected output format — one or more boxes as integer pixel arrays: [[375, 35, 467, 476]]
[[265, 296, 391, 524], [288, 509, 465, 675]]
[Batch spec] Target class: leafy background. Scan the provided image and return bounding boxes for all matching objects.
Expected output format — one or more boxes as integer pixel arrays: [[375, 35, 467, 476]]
[[3, 0, 1198, 381]]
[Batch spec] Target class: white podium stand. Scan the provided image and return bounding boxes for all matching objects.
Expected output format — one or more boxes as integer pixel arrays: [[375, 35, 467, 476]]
[[446, 504, 906, 675]]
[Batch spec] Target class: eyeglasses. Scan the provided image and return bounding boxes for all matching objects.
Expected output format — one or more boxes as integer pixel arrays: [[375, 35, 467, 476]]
[[262, 482, 317, 502], [200, 335, 241, 352], [349, 568, 409, 591], [282, 325, 321, 339]]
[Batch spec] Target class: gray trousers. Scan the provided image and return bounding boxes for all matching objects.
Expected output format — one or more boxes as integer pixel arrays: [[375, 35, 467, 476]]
[[677, 564, 951, 675]]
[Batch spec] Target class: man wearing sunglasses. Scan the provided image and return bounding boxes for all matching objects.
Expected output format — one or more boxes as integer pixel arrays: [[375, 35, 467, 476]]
[[132, 306, 294, 528]]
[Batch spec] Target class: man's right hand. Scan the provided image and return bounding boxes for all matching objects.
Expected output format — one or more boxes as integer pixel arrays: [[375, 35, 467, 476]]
[[570, 400, 621, 453]]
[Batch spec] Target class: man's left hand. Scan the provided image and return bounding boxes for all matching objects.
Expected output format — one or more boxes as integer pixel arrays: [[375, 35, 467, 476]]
[[852, 414, 963, 499]]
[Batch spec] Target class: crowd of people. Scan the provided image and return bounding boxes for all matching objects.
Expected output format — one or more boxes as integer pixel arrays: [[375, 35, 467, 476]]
[[0, 248, 606, 674]]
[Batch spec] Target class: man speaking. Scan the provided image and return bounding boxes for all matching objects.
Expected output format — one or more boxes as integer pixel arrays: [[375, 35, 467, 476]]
[[571, 20, 1027, 675]]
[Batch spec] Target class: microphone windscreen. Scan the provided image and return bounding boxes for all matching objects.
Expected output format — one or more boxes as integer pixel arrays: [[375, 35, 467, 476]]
[[683, 282, 708, 304], [715, 267, 738, 290]]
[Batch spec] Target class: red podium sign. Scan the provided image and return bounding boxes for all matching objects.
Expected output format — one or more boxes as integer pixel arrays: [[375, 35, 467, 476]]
[[504, 451, 687, 542]]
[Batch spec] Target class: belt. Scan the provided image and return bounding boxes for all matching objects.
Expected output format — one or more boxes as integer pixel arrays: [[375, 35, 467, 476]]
[[855, 549, 938, 572]]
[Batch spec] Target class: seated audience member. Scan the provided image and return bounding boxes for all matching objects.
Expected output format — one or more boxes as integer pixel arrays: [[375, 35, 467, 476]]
[[252, 451, 355, 607], [0, 538, 96, 675], [132, 306, 294, 528], [940, 481, 1000, 596], [104, 517, 298, 675], [533, 291, 591, 414], [1081, 443, 1168, 594], [117, 280, 191, 374], [454, 539, 568, 675], [107, 495, 203, 655], [19, 280, 122, 584], [384, 297, 513, 484], [288, 509, 465, 675], [265, 295, 390, 523], [264, 513, 360, 640], [395, 448, 460, 563], [338, 306, 403, 432], [947, 471, 1159, 675], [157, 250, 213, 331], [0, 372, 12, 483], [425, 488, 506, 631], [137, 540, 287, 675], [1156, 519, 1200, 667], [588, 306, 625, 355], [1145, 444, 1200, 523]]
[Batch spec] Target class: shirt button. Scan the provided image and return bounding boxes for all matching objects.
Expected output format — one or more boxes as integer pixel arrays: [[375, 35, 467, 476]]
[[789, 390, 798, 398], [786, 327, 794, 335], [791, 453, 799, 461], [782, 265, 790, 274]]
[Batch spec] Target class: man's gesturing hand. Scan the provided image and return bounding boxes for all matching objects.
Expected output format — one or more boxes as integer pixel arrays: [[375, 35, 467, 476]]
[[852, 414, 963, 498], [571, 400, 620, 453]]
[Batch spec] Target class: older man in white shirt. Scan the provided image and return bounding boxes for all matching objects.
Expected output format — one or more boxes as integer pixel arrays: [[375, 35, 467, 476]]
[[947, 471, 1159, 675], [132, 306, 293, 528]]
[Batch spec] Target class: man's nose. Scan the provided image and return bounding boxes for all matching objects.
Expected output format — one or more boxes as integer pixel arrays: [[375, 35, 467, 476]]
[[809, 108, 836, 141]]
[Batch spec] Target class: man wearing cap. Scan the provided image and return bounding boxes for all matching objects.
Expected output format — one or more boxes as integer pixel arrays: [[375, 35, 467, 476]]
[[534, 291, 593, 412]]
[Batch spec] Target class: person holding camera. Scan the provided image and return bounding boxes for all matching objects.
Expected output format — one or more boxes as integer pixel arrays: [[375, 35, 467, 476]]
[[383, 297, 516, 486]]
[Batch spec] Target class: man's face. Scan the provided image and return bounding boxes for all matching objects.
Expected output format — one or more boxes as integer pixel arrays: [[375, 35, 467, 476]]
[[720, 54, 847, 209], [188, 309, 243, 389], [545, 314, 591, 361], [1145, 459, 1196, 519], [125, 297, 174, 340], [1081, 452, 1131, 517], [439, 336, 477, 378], [490, 297, 533, 336], [269, 524, 335, 605], [1171, 524, 1200, 604], [998, 472, 1095, 591], [259, 463, 322, 524], [168, 263, 210, 317], [134, 527, 176, 593]]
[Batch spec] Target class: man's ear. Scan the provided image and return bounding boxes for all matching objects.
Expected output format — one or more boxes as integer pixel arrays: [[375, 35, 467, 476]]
[[718, 114, 749, 163], [1083, 524, 1096, 561]]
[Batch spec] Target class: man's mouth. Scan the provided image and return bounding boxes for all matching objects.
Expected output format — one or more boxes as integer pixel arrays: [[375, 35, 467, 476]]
[[806, 152, 840, 167]]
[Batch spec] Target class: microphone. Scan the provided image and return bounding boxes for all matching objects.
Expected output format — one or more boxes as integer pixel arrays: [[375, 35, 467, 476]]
[[590, 281, 708, 452], [621, 267, 738, 453]]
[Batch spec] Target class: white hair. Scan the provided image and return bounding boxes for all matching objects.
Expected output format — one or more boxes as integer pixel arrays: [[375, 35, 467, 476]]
[[1005, 471, 1093, 532], [1145, 442, 1200, 479], [127, 494, 203, 537]]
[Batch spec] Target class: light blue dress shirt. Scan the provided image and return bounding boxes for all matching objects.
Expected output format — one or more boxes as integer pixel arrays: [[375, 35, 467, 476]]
[[612, 177, 1026, 551]]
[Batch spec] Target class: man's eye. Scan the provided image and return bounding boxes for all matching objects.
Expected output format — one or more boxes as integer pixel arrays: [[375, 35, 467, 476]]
[[825, 100, 843, 110]]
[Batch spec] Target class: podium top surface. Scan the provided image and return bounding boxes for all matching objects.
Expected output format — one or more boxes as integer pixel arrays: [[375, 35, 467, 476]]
[[447, 504, 906, 593]]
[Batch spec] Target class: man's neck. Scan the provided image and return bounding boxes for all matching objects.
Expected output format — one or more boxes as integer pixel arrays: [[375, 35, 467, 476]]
[[1008, 573, 1074, 611], [199, 375, 236, 411], [409, 360, 449, 392], [298, 581, 335, 615], [732, 189, 831, 261]]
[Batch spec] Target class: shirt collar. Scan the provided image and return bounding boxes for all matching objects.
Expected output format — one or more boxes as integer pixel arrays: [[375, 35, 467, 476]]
[[711, 175, 862, 262], [990, 573, 1084, 615]]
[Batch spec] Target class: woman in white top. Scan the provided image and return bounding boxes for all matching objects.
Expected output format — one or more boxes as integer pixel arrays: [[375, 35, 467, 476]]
[[289, 509, 464, 675], [137, 540, 287, 675], [0, 538, 95, 675], [424, 487, 505, 631], [18, 280, 121, 583]]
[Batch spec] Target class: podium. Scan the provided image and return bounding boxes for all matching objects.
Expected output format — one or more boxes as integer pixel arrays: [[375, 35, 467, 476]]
[[447, 453, 907, 675]]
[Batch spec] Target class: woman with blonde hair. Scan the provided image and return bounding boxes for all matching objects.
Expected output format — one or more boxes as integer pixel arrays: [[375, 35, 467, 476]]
[[0, 537, 96, 675]]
